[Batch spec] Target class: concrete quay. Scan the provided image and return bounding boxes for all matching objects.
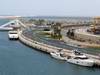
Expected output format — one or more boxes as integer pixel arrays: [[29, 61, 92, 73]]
[[18, 31, 62, 53], [18, 30, 100, 67]]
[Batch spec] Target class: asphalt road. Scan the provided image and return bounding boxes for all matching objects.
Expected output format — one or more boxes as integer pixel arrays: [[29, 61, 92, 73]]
[[22, 28, 100, 55]]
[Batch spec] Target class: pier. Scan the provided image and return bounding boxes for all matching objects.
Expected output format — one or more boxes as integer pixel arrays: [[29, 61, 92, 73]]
[[18, 29, 100, 67]]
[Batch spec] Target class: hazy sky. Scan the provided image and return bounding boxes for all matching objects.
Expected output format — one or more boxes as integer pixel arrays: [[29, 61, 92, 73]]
[[0, 0, 100, 16]]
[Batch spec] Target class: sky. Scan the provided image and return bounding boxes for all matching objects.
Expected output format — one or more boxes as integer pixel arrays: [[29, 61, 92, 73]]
[[0, 0, 100, 16]]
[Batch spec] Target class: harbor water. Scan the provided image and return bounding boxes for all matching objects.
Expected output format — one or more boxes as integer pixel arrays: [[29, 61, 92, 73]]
[[0, 19, 100, 75]]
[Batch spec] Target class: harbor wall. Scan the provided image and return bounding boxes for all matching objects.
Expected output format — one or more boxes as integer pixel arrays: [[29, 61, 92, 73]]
[[18, 30, 100, 67], [18, 31, 63, 53]]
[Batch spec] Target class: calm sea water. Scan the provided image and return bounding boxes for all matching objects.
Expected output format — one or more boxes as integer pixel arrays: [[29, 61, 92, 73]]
[[0, 19, 11, 26], [0, 19, 100, 75]]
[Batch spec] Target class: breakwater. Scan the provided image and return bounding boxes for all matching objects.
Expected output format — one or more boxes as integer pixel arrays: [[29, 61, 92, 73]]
[[18, 30, 100, 67]]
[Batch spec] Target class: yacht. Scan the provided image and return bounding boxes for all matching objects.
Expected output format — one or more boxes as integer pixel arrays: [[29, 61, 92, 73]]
[[50, 49, 94, 67], [66, 50, 94, 67], [8, 31, 18, 40], [50, 51, 67, 60]]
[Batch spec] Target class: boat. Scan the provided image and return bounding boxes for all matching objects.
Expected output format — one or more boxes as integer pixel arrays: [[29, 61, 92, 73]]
[[50, 51, 67, 60], [50, 49, 94, 67], [0, 27, 13, 31], [66, 50, 94, 67], [8, 31, 19, 40]]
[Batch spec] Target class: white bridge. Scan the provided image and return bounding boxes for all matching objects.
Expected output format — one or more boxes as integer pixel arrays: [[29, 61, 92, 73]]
[[0, 19, 27, 30]]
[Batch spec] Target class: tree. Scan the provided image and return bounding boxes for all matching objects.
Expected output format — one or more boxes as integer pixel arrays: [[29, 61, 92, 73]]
[[51, 22, 62, 40], [70, 29, 75, 39]]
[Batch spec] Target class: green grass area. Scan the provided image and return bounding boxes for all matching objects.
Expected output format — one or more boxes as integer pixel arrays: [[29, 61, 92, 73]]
[[38, 31, 62, 40], [32, 29, 62, 40], [38, 31, 51, 38], [51, 34, 62, 40]]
